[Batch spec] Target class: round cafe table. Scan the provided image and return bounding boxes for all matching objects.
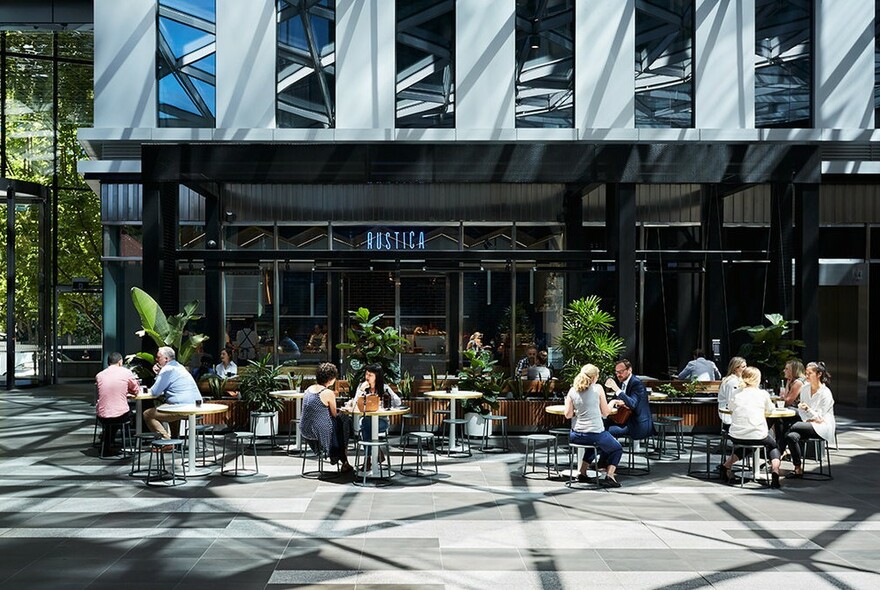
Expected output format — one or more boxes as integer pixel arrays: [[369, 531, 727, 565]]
[[424, 390, 483, 454], [155, 403, 229, 476], [346, 406, 410, 478], [270, 390, 305, 452], [131, 391, 159, 435]]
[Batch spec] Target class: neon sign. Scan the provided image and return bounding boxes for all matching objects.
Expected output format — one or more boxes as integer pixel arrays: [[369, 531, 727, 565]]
[[366, 230, 426, 250]]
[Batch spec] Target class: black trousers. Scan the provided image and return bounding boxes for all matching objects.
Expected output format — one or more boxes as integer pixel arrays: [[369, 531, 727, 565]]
[[98, 412, 132, 454]]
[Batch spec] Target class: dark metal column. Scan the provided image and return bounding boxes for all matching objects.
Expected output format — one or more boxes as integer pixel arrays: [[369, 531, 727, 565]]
[[448, 272, 461, 373], [141, 182, 179, 315], [563, 188, 585, 303], [5, 182, 14, 390], [766, 183, 794, 320], [702, 185, 727, 361], [607, 183, 637, 363], [795, 183, 819, 362], [204, 192, 223, 358]]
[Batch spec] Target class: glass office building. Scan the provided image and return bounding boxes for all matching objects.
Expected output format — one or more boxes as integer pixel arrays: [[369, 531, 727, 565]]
[[6, 1, 880, 407]]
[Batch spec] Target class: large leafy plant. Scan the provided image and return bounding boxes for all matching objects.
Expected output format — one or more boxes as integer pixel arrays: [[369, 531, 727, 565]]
[[457, 349, 504, 416], [336, 307, 408, 386], [238, 354, 284, 413], [735, 313, 804, 387], [557, 295, 625, 383], [128, 287, 208, 383]]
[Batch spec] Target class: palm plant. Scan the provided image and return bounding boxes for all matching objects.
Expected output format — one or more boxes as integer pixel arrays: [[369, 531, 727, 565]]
[[238, 354, 284, 413], [557, 295, 625, 383], [735, 313, 804, 387], [336, 307, 408, 386]]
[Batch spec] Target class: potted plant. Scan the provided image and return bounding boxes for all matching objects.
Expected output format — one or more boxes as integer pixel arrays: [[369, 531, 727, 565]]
[[557, 295, 625, 384], [336, 307, 408, 386], [238, 353, 283, 434], [457, 349, 504, 437], [126, 287, 208, 385], [735, 313, 804, 389], [200, 373, 226, 399]]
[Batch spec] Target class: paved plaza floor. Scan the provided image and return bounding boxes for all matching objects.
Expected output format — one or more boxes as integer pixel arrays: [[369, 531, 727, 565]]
[[2, 385, 880, 589]]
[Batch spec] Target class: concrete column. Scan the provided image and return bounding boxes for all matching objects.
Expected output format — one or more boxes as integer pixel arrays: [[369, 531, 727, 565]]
[[336, 0, 395, 130], [576, 0, 634, 129], [695, 0, 754, 128], [455, 0, 515, 131], [815, 0, 874, 129], [216, 0, 276, 128], [94, 0, 156, 127]]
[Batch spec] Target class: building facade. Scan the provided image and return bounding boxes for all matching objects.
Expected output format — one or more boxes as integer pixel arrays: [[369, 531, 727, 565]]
[[79, 0, 880, 407]]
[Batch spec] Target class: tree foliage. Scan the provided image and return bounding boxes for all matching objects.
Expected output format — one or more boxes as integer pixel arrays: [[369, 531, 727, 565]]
[[336, 307, 408, 386], [557, 295, 625, 383]]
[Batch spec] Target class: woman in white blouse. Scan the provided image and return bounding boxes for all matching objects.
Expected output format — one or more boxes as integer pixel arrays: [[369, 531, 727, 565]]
[[717, 356, 746, 426], [783, 361, 836, 478], [720, 366, 782, 488]]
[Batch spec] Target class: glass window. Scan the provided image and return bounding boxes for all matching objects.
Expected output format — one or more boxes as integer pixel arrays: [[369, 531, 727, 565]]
[[279, 225, 329, 250], [277, 0, 336, 128], [515, 0, 574, 128], [4, 55, 55, 184], [755, 0, 812, 128], [396, 0, 455, 128], [157, 0, 216, 127], [224, 225, 275, 250], [462, 225, 513, 251], [635, 0, 694, 128], [462, 269, 511, 367]]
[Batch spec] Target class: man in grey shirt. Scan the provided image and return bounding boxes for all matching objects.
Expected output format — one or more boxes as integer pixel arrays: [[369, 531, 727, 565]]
[[143, 346, 202, 440], [677, 348, 722, 381]]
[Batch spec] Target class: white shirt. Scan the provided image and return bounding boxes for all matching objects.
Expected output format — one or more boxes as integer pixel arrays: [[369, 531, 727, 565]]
[[728, 386, 773, 440], [717, 374, 741, 425], [214, 361, 237, 378], [798, 384, 836, 443]]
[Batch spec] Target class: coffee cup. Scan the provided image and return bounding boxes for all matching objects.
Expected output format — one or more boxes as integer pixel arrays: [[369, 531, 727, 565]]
[[776, 400, 785, 409], [195, 399, 203, 407]]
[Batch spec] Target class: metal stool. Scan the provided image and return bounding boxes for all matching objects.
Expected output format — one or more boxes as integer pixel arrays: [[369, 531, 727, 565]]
[[432, 409, 450, 435], [397, 413, 426, 447], [687, 434, 722, 479], [566, 442, 602, 488], [730, 442, 770, 487], [663, 415, 685, 457], [616, 435, 651, 475], [300, 438, 341, 480], [522, 433, 558, 479], [801, 437, 833, 480], [440, 418, 472, 457], [129, 432, 161, 477], [651, 418, 678, 460], [480, 414, 509, 452], [549, 427, 571, 470], [353, 439, 393, 486], [221, 431, 259, 477], [99, 419, 133, 459], [400, 431, 438, 477], [285, 419, 300, 454], [145, 439, 187, 486]]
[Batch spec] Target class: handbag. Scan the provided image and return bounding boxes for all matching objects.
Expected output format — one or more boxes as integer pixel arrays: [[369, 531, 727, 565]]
[[357, 393, 380, 412], [610, 404, 632, 426]]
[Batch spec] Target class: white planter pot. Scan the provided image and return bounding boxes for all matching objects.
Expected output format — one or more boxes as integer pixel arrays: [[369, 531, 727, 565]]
[[250, 411, 279, 437], [464, 412, 492, 438]]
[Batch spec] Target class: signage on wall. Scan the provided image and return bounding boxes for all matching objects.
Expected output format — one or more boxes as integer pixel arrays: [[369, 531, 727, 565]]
[[366, 229, 426, 250]]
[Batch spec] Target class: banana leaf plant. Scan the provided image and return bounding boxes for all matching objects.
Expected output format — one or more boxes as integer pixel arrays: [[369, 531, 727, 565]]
[[127, 287, 208, 382]]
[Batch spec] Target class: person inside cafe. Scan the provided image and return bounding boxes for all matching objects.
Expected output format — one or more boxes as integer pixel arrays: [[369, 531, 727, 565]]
[[720, 366, 782, 488], [784, 361, 836, 478], [527, 350, 552, 381], [565, 363, 622, 488], [604, 358, 653, 441], [305, 324, 327, 352], [677, 348, 722, 381], [214, 346, 237, 378], [717, 356, 746, 426], [299, 362, 353, 472], [143, 346, 203, 441], [278, 330, 301, 359], [466, 331, 485, 352], [95, 351, 139, 456], [515, 345, 538, 377], [781, 359, 807, 407], [192, 354, 215, 380], [352, 362, 401, 441]]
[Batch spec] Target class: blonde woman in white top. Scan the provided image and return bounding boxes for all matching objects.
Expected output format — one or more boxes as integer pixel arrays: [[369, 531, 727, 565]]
[[564, 364, 622, 488], [784, 361, 836, 478], [717, 356, 746, 426], [720, 366, 782, 488]]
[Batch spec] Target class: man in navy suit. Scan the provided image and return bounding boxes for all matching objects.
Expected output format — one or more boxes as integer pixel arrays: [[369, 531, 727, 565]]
[[605, 358, 653, 440]]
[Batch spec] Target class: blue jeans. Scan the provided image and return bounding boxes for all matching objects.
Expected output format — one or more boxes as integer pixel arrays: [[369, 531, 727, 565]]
[[570, 430, 623, 467], [360, 416, 388, 440]]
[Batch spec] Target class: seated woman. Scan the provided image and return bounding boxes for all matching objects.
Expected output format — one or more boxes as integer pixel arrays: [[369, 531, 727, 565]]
[[784, 361, 836, 478], [717, 356, 746, 427], [352, 363, 401, 440], [565, 364, 622, 488], [721, 366, 782, 488], [214, 347, 237, 378], [299, 362, 352, 471]]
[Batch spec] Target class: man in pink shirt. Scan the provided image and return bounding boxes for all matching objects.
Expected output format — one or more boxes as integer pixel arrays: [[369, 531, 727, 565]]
[[95, 352, 139, 456]]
